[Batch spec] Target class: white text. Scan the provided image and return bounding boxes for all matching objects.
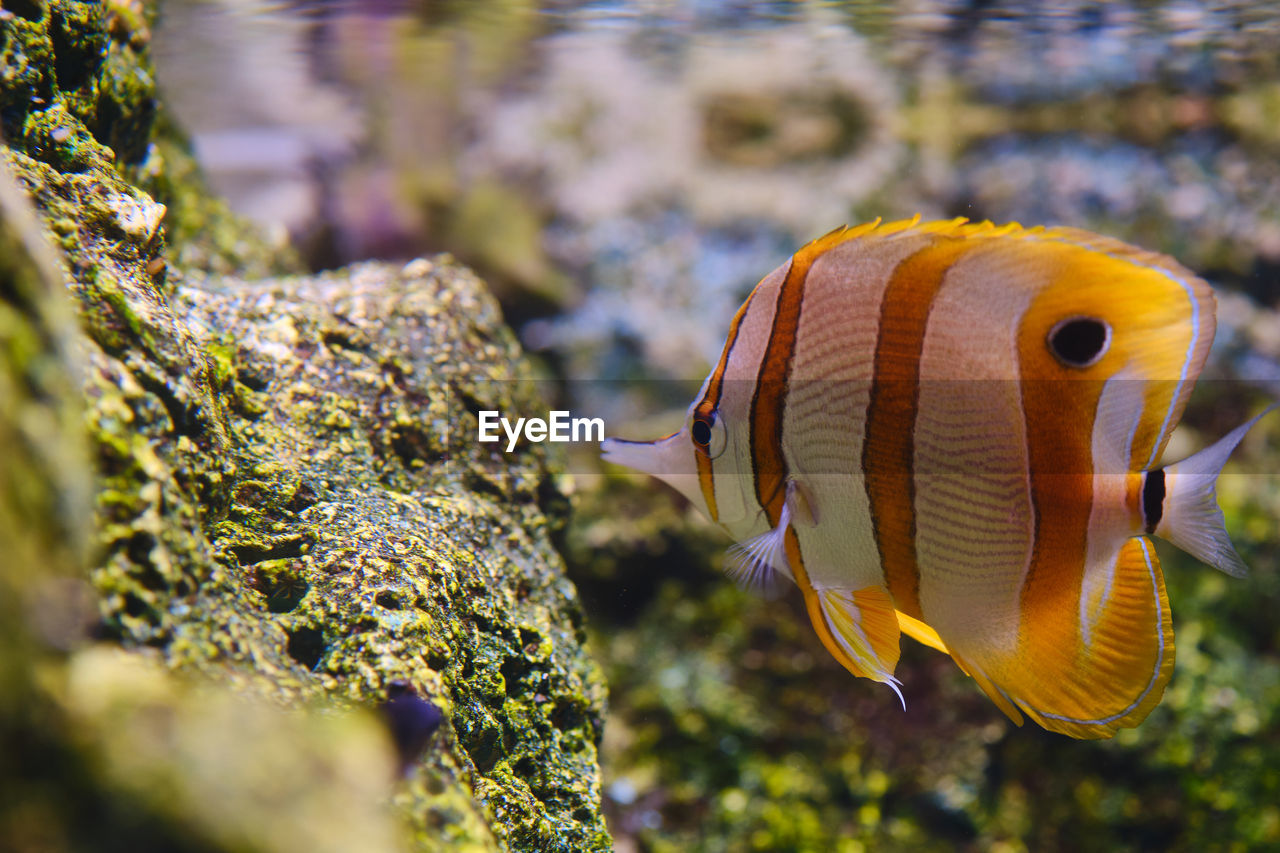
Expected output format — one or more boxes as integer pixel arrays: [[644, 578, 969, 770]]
[[477, 410, 605, 452]]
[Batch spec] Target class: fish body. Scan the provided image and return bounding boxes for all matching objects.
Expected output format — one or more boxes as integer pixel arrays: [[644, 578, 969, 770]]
[[602, 216, 1268, 739]]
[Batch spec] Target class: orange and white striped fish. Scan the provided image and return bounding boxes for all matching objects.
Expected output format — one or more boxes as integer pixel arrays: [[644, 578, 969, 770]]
[[602, 216, 1271, 739]]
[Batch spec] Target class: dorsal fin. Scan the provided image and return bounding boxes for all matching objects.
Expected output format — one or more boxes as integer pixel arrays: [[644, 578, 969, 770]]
[[794, 216, 1028, 260]]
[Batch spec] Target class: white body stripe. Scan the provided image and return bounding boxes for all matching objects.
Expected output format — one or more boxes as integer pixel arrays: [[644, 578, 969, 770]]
[[781, 237, 931, 590], [707, 264, 788, 530], [1080, 370, 1147, 642], [912, 246, 1038, 658], [1143, 270, 1201, 471]]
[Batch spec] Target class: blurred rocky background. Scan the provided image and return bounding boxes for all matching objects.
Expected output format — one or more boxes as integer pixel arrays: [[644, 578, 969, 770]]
[[154, 1, 1280, 391]]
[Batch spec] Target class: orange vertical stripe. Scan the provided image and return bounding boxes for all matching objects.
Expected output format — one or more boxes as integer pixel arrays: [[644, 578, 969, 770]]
[[749, 227, 855, 527], [863, 239, 972, 620], [694, 291, 756, 521], [1015, 337, 1103, 664]]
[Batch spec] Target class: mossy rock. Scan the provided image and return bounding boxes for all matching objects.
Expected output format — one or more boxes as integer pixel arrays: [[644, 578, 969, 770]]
[[5, 116, 611, 851], [0, 130, 88, 709], [1, 149, 406, 853], [177, 259, 609, 851], [2, 1, 611, 849]]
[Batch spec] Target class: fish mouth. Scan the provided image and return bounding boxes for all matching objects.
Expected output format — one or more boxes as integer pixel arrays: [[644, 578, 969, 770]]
[[600, 432, 683, 476]]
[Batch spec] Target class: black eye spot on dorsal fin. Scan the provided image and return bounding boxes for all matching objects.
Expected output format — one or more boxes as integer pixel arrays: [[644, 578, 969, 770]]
[[1142, 468, 1165, 535], [1048, 317, 1111, 367]]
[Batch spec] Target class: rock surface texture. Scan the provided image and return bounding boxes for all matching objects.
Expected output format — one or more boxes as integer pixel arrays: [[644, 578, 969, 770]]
[[0, 2, 610, 850]]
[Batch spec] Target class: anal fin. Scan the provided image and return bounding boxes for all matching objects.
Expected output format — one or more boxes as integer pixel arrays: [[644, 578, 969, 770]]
[[896, 611, 1026, 725], [949, 650, 1025, 727], [963, 537, 1174, 739]]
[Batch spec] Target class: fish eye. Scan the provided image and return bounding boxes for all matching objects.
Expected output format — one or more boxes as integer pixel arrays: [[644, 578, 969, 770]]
[[692, 416, 713, 447], [691, 409, 728, 459], [1047, 316, 1111, 368]]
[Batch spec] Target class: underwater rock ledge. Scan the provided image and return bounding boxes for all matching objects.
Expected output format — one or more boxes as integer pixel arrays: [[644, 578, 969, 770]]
[[175, 258, 611, 853], [1, 1, 610, 850]]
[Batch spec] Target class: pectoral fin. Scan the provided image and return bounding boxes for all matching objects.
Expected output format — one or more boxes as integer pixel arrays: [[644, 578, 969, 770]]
[[725, 479, 819, 591]]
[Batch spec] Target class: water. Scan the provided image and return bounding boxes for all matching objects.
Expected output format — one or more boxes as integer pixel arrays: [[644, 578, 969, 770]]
[[155, 1, 1280, 408], [151, 4, 1280, 851]]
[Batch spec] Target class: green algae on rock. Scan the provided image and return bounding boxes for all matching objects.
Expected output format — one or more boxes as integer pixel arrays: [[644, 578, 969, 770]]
[[0, 154, 406, 853], [3, 1, 612, 848], [0, 0, 294, 641], [0, 151, 90, 712], [179, 258, 609, 852], [8, 136, 612, 848]]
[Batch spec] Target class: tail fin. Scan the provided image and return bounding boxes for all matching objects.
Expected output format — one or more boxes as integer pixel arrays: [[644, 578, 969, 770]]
[[1154, 405, 1276, 577]]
